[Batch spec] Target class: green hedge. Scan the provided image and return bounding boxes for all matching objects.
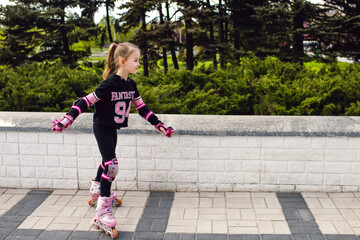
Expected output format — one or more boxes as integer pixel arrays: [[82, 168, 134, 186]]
[[1, 57, 359, 115]]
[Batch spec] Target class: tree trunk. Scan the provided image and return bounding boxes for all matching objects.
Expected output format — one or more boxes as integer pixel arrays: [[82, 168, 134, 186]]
[[141, 8, 149, 77], [207, 0, 217, 68], [60, 0, 72, 63], [159, 3, 168, 73], [230, 0, 241, 62], [106, 0, 113, 43], [166, 1, 179, 69], [293, 0, 304, 59], [185, 19, 194, 71], [219, 0, 226, 69]]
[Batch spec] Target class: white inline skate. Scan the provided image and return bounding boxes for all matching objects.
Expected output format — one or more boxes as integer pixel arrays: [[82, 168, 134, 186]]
[[88, 180, 122, 207], [92, 196, 118, 239]]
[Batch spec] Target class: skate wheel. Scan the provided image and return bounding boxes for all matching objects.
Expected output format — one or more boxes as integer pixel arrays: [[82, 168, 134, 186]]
[[88, 199, 96, 207], [113, 199, 122, 207], [111, 228, 118, 239]]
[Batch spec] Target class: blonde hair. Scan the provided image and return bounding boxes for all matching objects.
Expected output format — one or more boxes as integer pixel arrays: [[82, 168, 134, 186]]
[[102, 42, 140, 80]]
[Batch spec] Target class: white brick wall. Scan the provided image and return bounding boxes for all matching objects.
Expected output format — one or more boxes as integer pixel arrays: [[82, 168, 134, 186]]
[[0, 131, 360, 192]]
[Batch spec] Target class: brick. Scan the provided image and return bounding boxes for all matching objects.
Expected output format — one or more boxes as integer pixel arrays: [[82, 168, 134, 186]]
[[120, 146, 136, 158], [348, 138, 360, 149], [215, 172, 244, 184], [0, 143, 19, 154], [18, 132, 39, 143], [153, 147, 181, 159], [261, 161, 287, 173], [169, 171, 197, 183], [325, 150, 357, 162], [3, 155, 20, 166], [325, 162, 351, 173], [199, 148, 229, 160], [48, 144, 76, 156], [20, 144, 47, 155], [21, 167, 35, 178], [221, 137, 247, 148], [325, 137, 348, 149], [6, 132, 19, 142], [288, 162, 305, 173], [277, 173, 307, 185], [36, 167, 63, 179], [138, 171, 167, 182], [284, 137, 312, 149], [59, 156, 77, 168], [180, 148, 198, 159], [20, 155, 44, 167], [230, 148, 261, 160], [225, 160, 242, 172], [137, 146, 152, 158], [44, 156, 60, 167], [39, 133, 63, 144], [173, 160, 197, 171], [199, 160, 224, 172], [262, 137, 284, 148], [242, 160, 261, 172], [155, 159, 172, 171], [262, 149, 292, 161], [293, 149, 324, 161], [197, 137, 220, 148]]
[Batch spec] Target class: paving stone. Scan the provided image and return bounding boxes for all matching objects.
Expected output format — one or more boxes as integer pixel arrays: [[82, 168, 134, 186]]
[[151, 219, 168, 232], [229, 235, 245, 240], [142, 211, 170, 219], [146, 197, 161, 207], [116, 232, 134, 240], [298, 209, 316, 221], [325, 235, 358, 240], [308, 234, 326, 240], [0, 228, 14, 240], [244, 235, 260, 240], [164, 233, 180, 240], [293, 234, 311, 240], [150, 192, 174, 198], [283, 209, 301, 220], [197, 233, 227, 240], [277, 193, 303, 199], [180, 233, 196, 240], [136, 219, 153, 232], [290, 226, 322, 234], [280, 203, 309, 209], [37, 230, 73, 240], [69, 231, 102, 239], [261, 235, 292, 240], [288, 220, 319, 227], [5, 236, 38, 240], [9, 229, 42, 237], [133, 231, 164, 239]]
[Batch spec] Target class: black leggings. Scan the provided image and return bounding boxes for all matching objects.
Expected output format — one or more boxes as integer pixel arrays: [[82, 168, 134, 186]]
[[93, 124, 117, 197]]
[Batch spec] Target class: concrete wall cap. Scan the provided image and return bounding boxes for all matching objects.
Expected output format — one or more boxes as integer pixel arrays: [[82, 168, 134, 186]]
[[0, 111, 360, 137]]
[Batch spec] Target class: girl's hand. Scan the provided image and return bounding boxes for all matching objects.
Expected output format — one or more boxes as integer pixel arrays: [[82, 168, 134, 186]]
[[155, 123, 174, 138]]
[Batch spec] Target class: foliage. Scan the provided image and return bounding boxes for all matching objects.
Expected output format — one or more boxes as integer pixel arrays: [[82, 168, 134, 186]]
[[0, 61, 101, 111], [1, 57, 359, 116]]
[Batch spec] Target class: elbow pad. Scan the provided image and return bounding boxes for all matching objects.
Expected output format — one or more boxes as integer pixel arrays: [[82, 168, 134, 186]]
[[67, 93, 99, 120], [132, 97, 160, 125]]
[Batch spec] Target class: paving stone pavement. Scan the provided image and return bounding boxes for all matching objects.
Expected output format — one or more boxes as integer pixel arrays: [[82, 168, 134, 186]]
[[1, 189, 360, 240]]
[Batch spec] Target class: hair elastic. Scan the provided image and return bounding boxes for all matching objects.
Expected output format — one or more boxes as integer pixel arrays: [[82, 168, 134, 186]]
[[115, 44, 118, 47]]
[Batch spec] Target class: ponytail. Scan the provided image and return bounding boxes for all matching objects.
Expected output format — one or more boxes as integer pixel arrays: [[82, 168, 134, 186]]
[[102, 42, 140, 80], [102, 43, 118, 80]]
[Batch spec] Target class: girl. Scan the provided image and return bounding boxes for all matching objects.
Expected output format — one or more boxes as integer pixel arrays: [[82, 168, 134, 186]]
[[52, 42, 174, 238]]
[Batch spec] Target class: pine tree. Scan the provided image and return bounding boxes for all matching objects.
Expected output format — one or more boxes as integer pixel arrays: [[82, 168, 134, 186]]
[[0, 0, 98, 65], [312, 0, 360, 62]]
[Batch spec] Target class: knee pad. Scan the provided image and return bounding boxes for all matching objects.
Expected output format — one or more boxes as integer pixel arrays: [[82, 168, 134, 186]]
[[101, 158, 119, 182]]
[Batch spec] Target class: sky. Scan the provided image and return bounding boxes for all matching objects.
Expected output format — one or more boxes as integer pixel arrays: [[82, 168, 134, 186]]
[[2, 0, 325, 24]]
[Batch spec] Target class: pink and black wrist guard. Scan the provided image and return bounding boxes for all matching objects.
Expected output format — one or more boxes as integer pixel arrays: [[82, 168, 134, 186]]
[[52, 115, 74, 132], [155, 122, 174, 138]]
